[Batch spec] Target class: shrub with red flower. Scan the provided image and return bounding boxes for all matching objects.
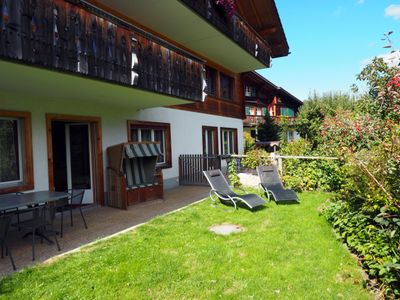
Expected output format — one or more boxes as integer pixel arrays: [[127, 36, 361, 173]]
[[320, 110, 384, 153], [215, 0, 236, 17]]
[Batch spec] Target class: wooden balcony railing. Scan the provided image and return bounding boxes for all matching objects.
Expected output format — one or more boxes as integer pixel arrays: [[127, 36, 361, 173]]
[[180, 0, 272, 67], [244, 115, 265, 126], [244, 115, 296, 126], [0, 0, 204, 102]]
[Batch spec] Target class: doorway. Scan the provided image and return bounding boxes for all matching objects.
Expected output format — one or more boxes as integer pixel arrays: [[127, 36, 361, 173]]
[[46, 114, 104, 205]]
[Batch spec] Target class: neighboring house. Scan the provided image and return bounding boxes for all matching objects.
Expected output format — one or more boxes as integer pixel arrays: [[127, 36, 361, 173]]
[[242, 72, 302, 142], [0, 0, 289, 206]]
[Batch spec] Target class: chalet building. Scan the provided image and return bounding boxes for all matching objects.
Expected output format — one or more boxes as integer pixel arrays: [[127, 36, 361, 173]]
[[242, 72, 302, 142], [0, 0, 289, 208]]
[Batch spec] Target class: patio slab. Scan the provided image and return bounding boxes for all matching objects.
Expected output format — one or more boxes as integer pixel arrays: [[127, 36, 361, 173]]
[[0, 186, 209, 276]]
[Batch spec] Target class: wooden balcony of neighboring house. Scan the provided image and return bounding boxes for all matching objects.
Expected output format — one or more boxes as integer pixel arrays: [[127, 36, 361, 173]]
[[180, 0, 271, 68], [0, 0, 205, 108], [271, 116, 296, 124], [243, 115, 265, 126]]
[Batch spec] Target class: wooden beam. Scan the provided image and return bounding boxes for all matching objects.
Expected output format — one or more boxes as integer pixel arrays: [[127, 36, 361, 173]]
[[259, 26, 278, 36]]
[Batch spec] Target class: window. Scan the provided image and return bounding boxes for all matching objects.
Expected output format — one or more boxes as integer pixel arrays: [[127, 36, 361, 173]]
[[244, 86, 257, 97], [0, 111, 33, 193], [280, 107, 295, 117], [220, 73, 233, 100], [202, 126, 218, 155], [128, 121, 171, 168], [262, 107, 267, 116], [220, 128, 238, 155], [205, 67, 217, 97], [245, 106, 250, 116]]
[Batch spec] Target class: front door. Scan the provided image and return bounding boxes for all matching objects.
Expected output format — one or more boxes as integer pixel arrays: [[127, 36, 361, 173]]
[[65, 123, 93, 204]]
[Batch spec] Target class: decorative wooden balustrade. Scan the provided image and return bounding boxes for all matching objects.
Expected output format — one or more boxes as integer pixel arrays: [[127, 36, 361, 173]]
[[244, 115, 265, 126], [0, 0, 204, 102], [179, 154, 221, 186], [180, 0, 272, 67]]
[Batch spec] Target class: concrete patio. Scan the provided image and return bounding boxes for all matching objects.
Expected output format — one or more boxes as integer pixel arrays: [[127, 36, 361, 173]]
[[0, 186, 209, 276]]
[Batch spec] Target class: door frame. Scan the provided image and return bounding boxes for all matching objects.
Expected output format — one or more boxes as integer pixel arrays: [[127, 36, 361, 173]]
[[46, 113, 104, 206]]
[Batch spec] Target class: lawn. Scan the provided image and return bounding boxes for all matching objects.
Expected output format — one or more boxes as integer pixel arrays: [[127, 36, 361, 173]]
[[0, 192, 372, 299]]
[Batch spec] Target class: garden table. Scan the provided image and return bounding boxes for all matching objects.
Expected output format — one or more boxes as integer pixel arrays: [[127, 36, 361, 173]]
[[0, 191, 69, 212], [0, 191, 69, 244]]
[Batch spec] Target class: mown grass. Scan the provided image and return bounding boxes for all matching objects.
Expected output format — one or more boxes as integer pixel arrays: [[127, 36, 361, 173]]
[[0, 192, 372, 299]]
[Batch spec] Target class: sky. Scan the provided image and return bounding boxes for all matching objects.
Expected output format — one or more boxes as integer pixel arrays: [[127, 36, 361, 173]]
[[258, 0, 400, 101]]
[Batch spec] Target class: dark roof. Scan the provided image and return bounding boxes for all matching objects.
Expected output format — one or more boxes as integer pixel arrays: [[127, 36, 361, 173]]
[[236, 0, 289, 58], [242, 72, 303, 107]]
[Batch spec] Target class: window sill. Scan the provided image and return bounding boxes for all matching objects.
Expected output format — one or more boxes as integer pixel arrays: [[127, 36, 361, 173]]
[[157, 163, 172, 170], [0, 183, 34, 195]]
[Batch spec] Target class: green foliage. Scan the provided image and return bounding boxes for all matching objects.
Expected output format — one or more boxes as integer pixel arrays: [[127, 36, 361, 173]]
[[243, 131, 255, 152], [295, 93, 355, 149], [228, 159, 241, 188], [321, 110, 384, 153], [257, 113, 280, 142], [295, 92, 355, 149], [322, 200, 400, 297], [279, 139, 345, 192], [241, 148, 271, 169]]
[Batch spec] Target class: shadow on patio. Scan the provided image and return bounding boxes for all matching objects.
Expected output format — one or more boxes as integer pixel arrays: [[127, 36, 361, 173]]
[[0, 186, 209, 276]]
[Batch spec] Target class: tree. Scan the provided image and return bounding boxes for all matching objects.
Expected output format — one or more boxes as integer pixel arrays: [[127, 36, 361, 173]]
[[257, 113, 280, 142], [295, 91, 355, 149]]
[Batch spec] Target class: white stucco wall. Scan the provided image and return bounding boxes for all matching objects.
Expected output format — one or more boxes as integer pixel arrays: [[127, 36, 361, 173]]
[[0, 97, 243, 192]]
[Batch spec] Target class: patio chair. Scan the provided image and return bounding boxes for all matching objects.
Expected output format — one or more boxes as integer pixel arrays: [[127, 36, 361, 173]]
[[0, 215, 16, 270], [66, 189, 88, 229], [18, 203, 61, 261], [203, 169, 266, 210], [256, 165, 299, 203]]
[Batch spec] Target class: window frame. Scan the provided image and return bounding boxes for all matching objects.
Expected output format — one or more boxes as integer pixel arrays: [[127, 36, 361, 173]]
[[219, 72, 234, 100], [202, 126, 219, 155], [127, 120, 172, 169], [244, 86, 257, 97], [220, 127, 238, 155], [205, 66, 217, 97], [0, 110, 34, 194]]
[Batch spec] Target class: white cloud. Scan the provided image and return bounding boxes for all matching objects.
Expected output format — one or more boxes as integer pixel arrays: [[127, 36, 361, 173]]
[[361, 51, 400, 69], [385, 4, 400, 20]]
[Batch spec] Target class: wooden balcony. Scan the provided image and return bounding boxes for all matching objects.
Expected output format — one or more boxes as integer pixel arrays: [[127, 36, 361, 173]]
[[244, 115, 265, 126], [244, 115, 296, 127], [180, 0, 272, 68], [0, 0, 204, 102], [180, 0, 271, 67]]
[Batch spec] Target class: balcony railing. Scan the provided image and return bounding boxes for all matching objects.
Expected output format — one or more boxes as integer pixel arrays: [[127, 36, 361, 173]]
[[244, 115, 296, 126], [180, 0, 271, 67], [0, 0, 204, 102], [244, 115, 265, 126]]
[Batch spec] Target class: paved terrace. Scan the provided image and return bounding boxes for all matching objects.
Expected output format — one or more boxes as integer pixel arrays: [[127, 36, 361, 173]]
[[0, 186, 209, 276]]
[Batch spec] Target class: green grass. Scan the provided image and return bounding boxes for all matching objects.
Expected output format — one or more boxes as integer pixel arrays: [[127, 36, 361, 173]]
[[0, 192, 372, 299]]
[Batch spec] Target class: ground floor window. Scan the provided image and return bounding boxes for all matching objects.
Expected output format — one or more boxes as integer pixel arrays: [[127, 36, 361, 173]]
[[202, 126, 218, 155], [128, 121, 171, 168], [0, 111, 33, 193], [220, 128, 238, 155]]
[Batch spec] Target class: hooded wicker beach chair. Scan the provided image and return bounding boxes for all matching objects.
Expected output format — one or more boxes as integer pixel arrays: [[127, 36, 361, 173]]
[[256, 165, 299, 203], [203, 169, 266, 210]]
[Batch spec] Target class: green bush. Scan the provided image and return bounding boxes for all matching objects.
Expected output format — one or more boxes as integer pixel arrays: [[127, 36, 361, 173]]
[[243, 131, 255, 152], [322, 200, 400, 297], [228, 159, 241, 188], [241, 148, 271, 169], [279, 139, 345, 192]]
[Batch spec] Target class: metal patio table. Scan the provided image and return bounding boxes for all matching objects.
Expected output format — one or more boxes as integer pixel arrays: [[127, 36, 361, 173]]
[[0, 191, 69, 244], [0, 191, 69, 212]]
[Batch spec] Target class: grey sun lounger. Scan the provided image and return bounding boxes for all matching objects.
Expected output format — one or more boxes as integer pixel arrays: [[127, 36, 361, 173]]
[[203, 169, 266, 210], [256, 165, 299, 203]]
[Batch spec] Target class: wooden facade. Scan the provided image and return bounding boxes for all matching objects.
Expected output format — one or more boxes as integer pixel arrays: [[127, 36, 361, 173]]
[[0, 0, 290, 206], [242, 72, 302, 130]]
